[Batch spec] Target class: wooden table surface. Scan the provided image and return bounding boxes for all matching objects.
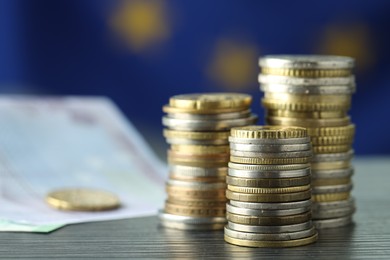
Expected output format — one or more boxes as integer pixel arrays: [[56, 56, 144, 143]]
[[1, 157, 389, 259]]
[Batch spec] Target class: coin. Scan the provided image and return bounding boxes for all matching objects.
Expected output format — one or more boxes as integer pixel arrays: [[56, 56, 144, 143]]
[[229, 199, 311, 210], [167, 180, 226, 189], [226, 211, 312, 226], [306, 124, 355, 137], [228, 167, 311, 179], [164, 203, 226, 217], [264, 92, 351, 103], [260, 84, 355, 95], [312, 216, 352, 229], [46, 188, 120, 211], [311, 168, 354, 179], [158, 210, 226, 224], [166, 138, 229, 145], [312, 183, 353, 194], [227, 184, 310, 194], [167, 199, 226, 207], [311, 177, 351, 186], [229, 142, 311, 152], [162, 104, 246, 114], [311, 161, 351, 171], [230, 125, 308, 139], [226, 190, 311, 203], [229, 136, 311, 145], [228, 221, 313, 233], [310, 135, 354, 146], [171, 144, 230, 154], [261, 67, 352, 77], [170, 165, 228, 177], [226, 203, 310, 217], [166, 187, 226, 199], [230, 149, 312, 159], [226, 176, 311, 187], [160, 220, 225, 230], [312, 145, 351, 154], [262, 98, 350, 112], [311, 192, 350, 202], [311, 150, 354, 162], [259, 74, 355, 86], [259, 55, 354, 69], [169, 174, 226, 183], [266, 116, 351, 128], [166, 109, 251, 120], [230, 155, 311, 165], [266, 109, 347, 119], [228, 162, 310, 171], [311, 198, 355, 211], [312, 206, 355, 219]]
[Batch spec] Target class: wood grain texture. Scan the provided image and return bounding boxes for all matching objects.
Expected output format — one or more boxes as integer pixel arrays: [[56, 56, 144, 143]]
[[0, 157, 389, 259]]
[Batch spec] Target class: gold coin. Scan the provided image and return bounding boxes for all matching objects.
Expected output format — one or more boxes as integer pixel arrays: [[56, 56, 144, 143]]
[[226, 176, 311, 188], [168, 149, 229, 159], [261, 67, 351, 77], [171, 144, 230, 154], [226, 211, 312, 225], [167, 187, 226, 199], [310, 135, 354, 145], [224, 232, 318, 248], [312, 177, 351, 186], [230, 155, 311, 165], [267, 116, 351, 127], [230, 125, 307, 139], [312, 145, 351, 154], [169, 173, 226, 183], [169, 93, 252, 110], [162, 104, 246, 114], [163, 129, 230, 140], [311, 192, 350, 202], [267, 109, 347, 119], [264, 92, 351, 104], [46, 188, 120, 211], [226, 190, 311, 202], [311, 161, 351, 171], [227, 184, 310, 194], [262, 99, 350, 112], [167, 199, 227, 207], [306, 124, 355, 137], [164, 203, 226, 217]]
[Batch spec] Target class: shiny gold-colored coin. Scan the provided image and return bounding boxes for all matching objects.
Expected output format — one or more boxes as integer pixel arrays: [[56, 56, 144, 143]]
[[230, 155, 311, 165], [227, 184, 310, 194], [267, 109, 347, 119], [312, 177, 351, 186], [306, 124, 355, 137], [311, 192, 350, 202], [226, 176, 311, 188], [168, 150, 229, 167], [226, 211, 312, 226], [230, 125, 307, 139], [163, 129, 230, 140], [169, 93, 252, 110], [261, 67, 351, 77], [310, 135, 354, 145], [169, 173, 226, 183], [264, 92, 351, 104], [171, 144, 230, 154], [267, 116, 351, 128], [262, 99, 350, 112], [164, 203, 226, 217], [224, 232, 318, 248], [311, 161, 351, 171], [167, 199, 227, 207], [167, 186, 226, 199], [162, 104, 246, 114], [46, 188, 120, 211], [312, 145, 351, 154], [226, 189, 311, 203]]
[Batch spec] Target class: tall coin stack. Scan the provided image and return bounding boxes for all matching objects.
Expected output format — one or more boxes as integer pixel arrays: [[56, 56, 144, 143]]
[[159, 93, 258, 230], [224, 126, 318, 247], [259, 55, 356, 229]]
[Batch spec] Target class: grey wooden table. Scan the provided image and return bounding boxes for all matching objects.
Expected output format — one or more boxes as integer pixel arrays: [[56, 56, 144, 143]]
[[1, 157, 389, 259]]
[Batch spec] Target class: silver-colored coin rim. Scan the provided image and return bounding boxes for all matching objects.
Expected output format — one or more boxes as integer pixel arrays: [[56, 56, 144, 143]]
[[166, 138, 229, 145], [227, 221, 313, 234], [229, 142, 312, 153], [170, 165, 228, 177], [311, 168, 354, 179], [229, 136, 311, 145], [229, 199, 312, 210], [259, 74, 355, 86], [162, 114, 258, 131], [158, 210, 226, 224], [226, 203, 310, 217], [311, 150, 354, 162], [260, 84, 355, 95], [312, 183, 353, 194], [229, 149, 312, 158], [311, 197, 355, 211], [259, 55, 355, 69], [167, 180, 226, 189], [312, 206, 355, 219], [166, 109, 251, 120], [228, 167, 311, 179], [160, 219, 225, 230], [228, 162, 310, 171], [313, 216, 353, 229], [224, 225, 316, 241]]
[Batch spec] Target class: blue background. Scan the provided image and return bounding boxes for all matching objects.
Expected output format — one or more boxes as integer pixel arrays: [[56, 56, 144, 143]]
[[0, 0, 389, 156]]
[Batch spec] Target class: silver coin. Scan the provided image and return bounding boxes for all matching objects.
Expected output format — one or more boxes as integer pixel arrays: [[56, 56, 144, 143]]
[[224, 225, 316, 241], [162, 114, 258, 131], [259, 55, 354, 69], [167, 180, 226, 190], [229, 142, 311, 153], [259, 74, 355, 86], [311, 197, 355, 211], [226, 203, 310, 217], [311, 168, 354, 179], [229, 199, 311, 210], [311, 150, 354, 162], [229, 149, 312, 158], [158, 210, 226, 224], [312, 206, 355, 219], [228, 167, 311, 179], [166, 138, 229, 145], [229, 136, 311, 145], [228, 162, 310, 171], [160, 219, 225, 230], [228, 221, 312, 234], [313, 216, 353, 229], [312, 183, 353, 194], [170, 165, 228, 177], [166, 109, 251, 120], [260, 84, 355, 95]]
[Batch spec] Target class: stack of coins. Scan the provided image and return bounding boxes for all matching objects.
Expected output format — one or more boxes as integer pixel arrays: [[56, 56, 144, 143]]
[[224, 126, 318, 247], [159, 93, 258, 230], [259, 55, 356, 229]]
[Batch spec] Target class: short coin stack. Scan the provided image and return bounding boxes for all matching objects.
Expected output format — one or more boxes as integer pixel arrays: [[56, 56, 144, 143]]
[[224, 126, 318, 247], [259, 55, 356, 228], [159, 93, 258, 230]]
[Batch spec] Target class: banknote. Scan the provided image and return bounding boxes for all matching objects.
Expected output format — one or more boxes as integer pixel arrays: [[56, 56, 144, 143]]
[[0, 96, 166, 232]]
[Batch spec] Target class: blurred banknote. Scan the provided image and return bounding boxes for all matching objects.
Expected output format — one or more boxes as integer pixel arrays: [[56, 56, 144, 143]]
[[0, 96, 166, 232]]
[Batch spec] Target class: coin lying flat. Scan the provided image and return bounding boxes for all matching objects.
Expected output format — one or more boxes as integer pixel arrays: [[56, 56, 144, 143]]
[[259, 55, 354, 69], [46, 188, 120, 211]]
